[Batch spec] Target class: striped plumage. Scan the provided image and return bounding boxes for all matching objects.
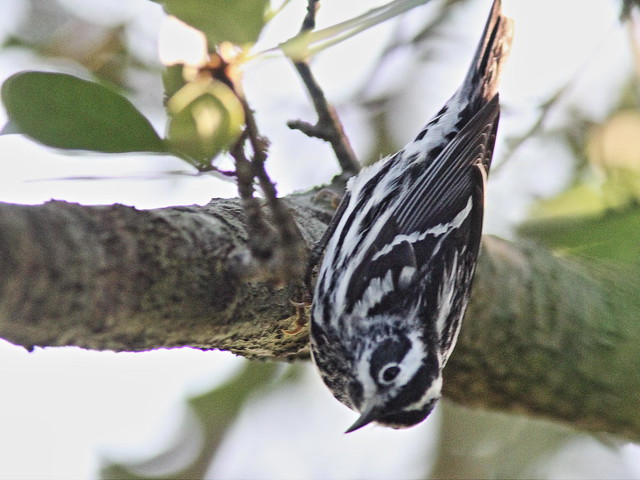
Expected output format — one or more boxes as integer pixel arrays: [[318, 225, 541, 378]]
[[310, 0, 512, 432]]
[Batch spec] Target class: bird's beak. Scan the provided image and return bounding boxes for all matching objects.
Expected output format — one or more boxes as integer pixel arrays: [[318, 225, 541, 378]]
[[344, 403, 381, 433]]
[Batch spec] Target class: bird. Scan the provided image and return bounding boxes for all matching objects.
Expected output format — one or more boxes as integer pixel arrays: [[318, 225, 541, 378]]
[[309, 0, 512, 433]]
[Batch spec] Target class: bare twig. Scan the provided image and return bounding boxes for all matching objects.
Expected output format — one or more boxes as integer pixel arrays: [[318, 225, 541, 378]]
[[287, 0, 361, 177], [491, 86, 567, 175], [230, 133, 275, 262], [229, 93, 307, 284], [243, 98, 307, 281], [197, 42, 307, 285], [302, 0, 320, 30]]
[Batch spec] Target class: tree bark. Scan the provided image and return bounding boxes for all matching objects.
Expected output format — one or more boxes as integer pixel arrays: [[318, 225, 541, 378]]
[[0, 192, 330, 359], [0, 195, 638, 442], [446, 238, 640, 443]]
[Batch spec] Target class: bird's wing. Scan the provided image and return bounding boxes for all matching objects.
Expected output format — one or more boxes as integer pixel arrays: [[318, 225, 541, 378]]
[[342, 96, 499, 314], [393, 94, 499, 235]]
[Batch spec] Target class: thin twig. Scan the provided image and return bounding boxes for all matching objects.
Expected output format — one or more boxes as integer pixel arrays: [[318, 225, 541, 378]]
[[232, 96, 307, 282], [241, 98, 291, 243], [206, 38, 307, 284], [230, 133, 275, 261], [287, 0, 361, 177], [491, 86, 567, 175], [302, 0, 320, 30], [246, 98, 306, 250]]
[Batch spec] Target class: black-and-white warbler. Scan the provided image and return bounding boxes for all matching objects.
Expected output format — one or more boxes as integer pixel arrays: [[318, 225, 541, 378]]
[[310, 0, 512, 432]]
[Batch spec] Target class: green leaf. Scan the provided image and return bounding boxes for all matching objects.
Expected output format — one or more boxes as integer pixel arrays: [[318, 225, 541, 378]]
[[1, 71, 166, 153], [522, 157, 640, 267], [519, 206, 640, 266], [279, 0, 428, 60], [152, 0, 269, 45], [166, 78, 244, 165]]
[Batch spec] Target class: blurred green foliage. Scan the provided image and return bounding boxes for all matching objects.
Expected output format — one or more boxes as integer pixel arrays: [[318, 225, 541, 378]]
[[520, 104, 640, 268], [100, 361, 302, 479], [2, 0, 146, 88]]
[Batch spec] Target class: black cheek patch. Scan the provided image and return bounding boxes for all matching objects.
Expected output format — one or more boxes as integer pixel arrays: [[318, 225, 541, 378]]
[[368, 336, 411, 383]]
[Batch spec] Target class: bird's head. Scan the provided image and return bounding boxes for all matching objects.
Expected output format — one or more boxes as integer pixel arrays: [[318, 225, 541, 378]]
[[345, 330, 442, 433]]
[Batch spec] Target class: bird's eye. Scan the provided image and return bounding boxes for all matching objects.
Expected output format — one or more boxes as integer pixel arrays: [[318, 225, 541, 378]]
[[379, 364, 401, 384]]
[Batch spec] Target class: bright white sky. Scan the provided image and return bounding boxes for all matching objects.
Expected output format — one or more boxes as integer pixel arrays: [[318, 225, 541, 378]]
[[0, 0, 639, 479]]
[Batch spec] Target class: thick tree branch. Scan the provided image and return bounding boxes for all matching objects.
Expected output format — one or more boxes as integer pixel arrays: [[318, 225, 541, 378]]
[[0, 196, 639, 442], [0, 192, 331, 360]]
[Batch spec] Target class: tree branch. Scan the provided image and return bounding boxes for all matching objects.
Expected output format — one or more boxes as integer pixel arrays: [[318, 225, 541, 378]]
[[0, 192, 330, 360], [287, 62, 360, 178], [0, 197, 638, 442]]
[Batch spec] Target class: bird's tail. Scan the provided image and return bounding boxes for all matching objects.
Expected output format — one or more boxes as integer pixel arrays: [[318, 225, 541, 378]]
[[462, 0, 513, 105]]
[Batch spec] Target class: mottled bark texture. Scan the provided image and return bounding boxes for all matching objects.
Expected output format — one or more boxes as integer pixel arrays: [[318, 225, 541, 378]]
[[0, 195, 638, 441], [0, 192, 331, 360], [446, 239, 640, 443]]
